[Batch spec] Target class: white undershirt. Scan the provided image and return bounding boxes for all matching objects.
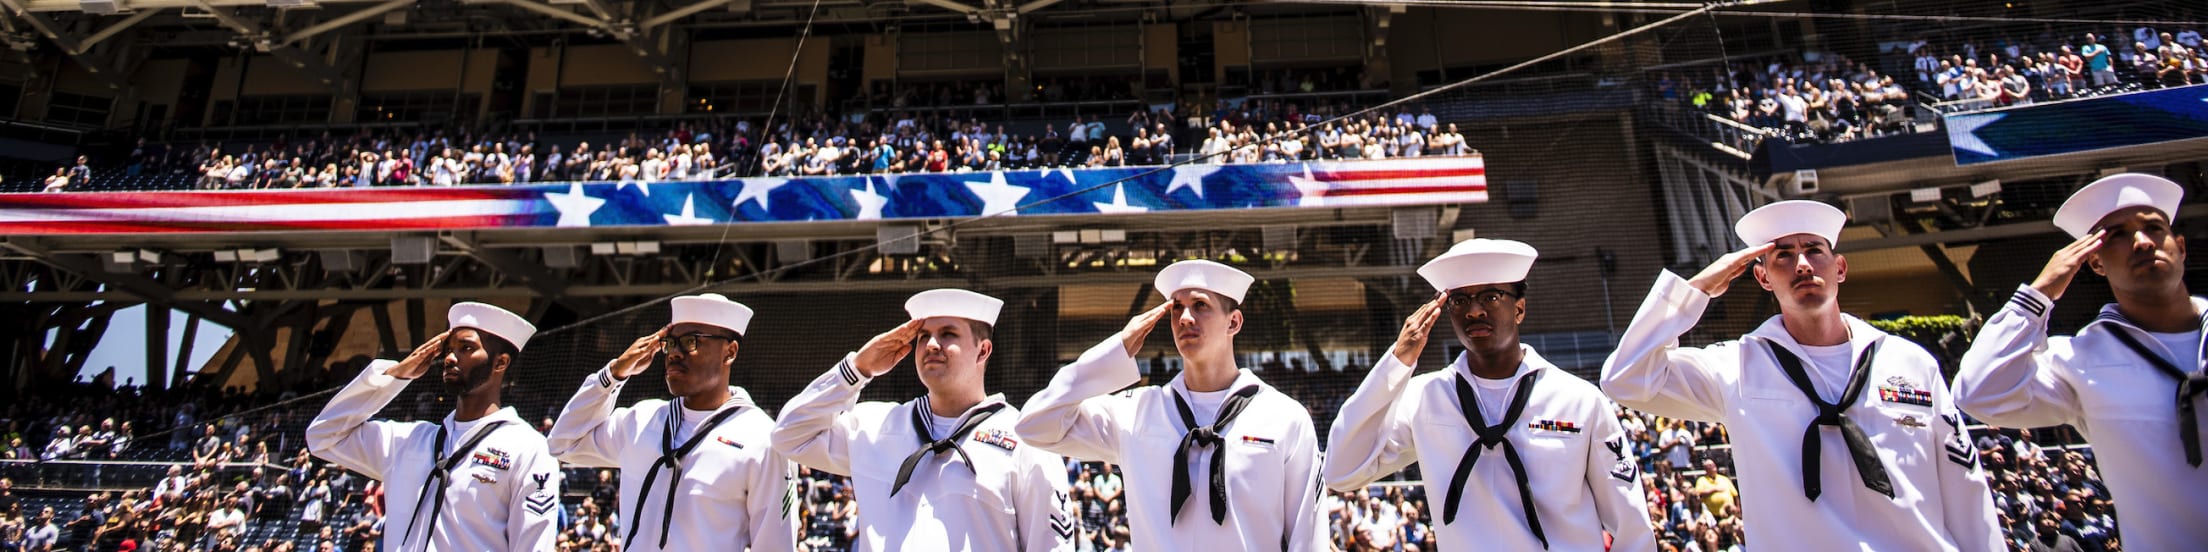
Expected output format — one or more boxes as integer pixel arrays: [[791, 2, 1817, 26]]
[[1183, 387, 1235, 426], [674, 404, 716, 443], [2147, 330, 2203, 370], [1799, 342, 1855, 401], [443, 416, 487, 456], [926, 411, 961, 440], [1469, 372, 1521, 423]]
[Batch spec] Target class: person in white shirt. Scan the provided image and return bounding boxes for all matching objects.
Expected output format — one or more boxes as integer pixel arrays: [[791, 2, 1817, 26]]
[[1016, 260, 1327, 550], [773, 289, 1075, 551], [1324, 239, 1655, 551], [1952, 173, 2208, 551], [1601, 201, 2002, 551], [307, 302, 560, 552], [548, 294, 798, 551]]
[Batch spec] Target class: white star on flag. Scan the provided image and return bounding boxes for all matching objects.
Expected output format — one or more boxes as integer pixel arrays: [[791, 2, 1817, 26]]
[[1166, 164, 1221, 199], [964, 171, 1032, 217], [732, 177, 792, 211], [545, 182, 606, 227], [1944, 113, 2005, 158], [1287, 164, 1330, 207], [664, 193, 714, 226], [851, 177, 891, 220], [616, 179, 653, 197], [1092, 184, 1149, 214]]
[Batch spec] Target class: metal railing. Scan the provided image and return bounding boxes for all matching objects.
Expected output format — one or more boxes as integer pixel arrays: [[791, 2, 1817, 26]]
[[1647, 103, 1771, 159]]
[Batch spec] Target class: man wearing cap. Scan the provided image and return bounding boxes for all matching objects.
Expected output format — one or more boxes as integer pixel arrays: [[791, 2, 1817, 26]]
[[547, 294, 798, 551], [307, 302, 560, 552], [1601, 201, 2002, 550], [1324, 239, 1654, 551], [771, 289, 1075, 551], [1015, 260, 1327, 550], [1954, 173, 2208, 550]]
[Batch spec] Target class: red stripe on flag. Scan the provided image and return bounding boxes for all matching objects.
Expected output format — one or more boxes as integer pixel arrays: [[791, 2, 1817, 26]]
[[0, 214, 539, 235], [1316, 184, 1488, 197], [0, 188, 531, 209], [1316, 167, 1486, 181]]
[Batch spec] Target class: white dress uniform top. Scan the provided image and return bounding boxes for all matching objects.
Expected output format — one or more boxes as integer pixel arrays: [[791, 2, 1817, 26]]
[[307, 302, 560, 552], [1601, 203, 2002, 552], [1324, 239, 1655, 551], [1954, 174, 2208, 552], [770, 289, 1076, 552], [547, 294, 798, 552], [1015, 261, 1328, 551]]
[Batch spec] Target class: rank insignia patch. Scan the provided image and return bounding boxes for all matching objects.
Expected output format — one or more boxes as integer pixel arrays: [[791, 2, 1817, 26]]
[[1878, 376, 1934, 408], [1528, 419, 1583, 434], [472, 448, 512, 470], [972, 428, 1020, 451]]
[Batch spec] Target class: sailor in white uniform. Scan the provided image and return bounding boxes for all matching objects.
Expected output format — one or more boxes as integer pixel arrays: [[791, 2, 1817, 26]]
[[1324, 239, 1655, 551], [1015, 260, 1328, 550], [547, 293, 798, 551], [307, 302, 561, 552], [771, 289, 1076, 552], [1601, 201, 2002, 551], [1953, 173, 2208, 551]]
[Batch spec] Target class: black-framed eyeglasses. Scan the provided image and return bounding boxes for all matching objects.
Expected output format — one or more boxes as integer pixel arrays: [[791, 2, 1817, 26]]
[[660, 333, 735, 354], [1445, 289, 1520, 311]]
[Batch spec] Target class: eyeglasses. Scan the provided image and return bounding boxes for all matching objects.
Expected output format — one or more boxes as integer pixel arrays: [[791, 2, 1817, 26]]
[[1445, 289, 1521, 311], [659, 333, 734, 354]]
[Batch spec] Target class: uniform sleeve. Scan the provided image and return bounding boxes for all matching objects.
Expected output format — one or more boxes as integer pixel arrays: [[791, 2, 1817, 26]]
[[1933, 380, 2004, 552], [1585, 398, 1657, 552], [1014, 445, 1076, 552], [1320, 355, 1420, 492], [1599, 270, 1738, 423], [1951, 285, 2083, 429], [305, 360, 423, 480], [546, 365, 643, 467], [768, 353, 871, 476], [744, 443, 800, 551], [1282, 412, 1329, 552], [507, 444, 561, 552], [1013, 339, 1142, 463]]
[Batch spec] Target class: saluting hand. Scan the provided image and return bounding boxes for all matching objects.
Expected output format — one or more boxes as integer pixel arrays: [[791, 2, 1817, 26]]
[[1391, 293, 1447, 367], [2032, 229, 2104, 301], [1119, 303, 1171, 357], [854, 319, 924, 377], [385, 331, 451, 380], [1687, 243, 1776, 298], [609, 328, 666, 380]]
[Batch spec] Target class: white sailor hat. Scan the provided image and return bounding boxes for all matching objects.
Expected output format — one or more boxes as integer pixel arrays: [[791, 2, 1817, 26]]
[[905, 289, 1004, 326], [1735, 200, 1847, 247], [2054, 173, 2184, 238], [1154, 260, 1255, 303], [671, 293, 756, 336], [448, 302, 536, 351], [1417, 239, 1539, 292]]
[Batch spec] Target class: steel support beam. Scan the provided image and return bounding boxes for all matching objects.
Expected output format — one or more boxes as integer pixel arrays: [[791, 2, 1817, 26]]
[[74, 9, 155, 54], [282, 0, 413, 47], [0, 238, 250, 329], [0, 0, 131, 88], [194, 2, 350, 90], [640, 0, 729, 29]]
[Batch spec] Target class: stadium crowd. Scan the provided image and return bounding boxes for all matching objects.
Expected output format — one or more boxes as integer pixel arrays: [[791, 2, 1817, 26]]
[[0, 363, 2125, 551], [1664, 24, 2207, 144]]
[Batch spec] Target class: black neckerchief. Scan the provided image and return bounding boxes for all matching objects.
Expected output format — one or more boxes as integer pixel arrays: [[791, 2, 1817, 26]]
[[1763, 338, 1894, 501], [1443, 369, 1547, 548], [891, 397, 1007, 497], [402, 418, 510, 552], [1168, 384, 1262, 525], [624, 397, 748, 550]]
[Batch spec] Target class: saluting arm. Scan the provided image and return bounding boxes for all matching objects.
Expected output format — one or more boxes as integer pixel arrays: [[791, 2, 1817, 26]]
[[545, 364, 643, 467], [1322, 354, 1422, 492], [1952, 285, 2084, 428], [305, 359, 422, 481], [768, 354, 876, 476], [1600, 269, 1741, 423]]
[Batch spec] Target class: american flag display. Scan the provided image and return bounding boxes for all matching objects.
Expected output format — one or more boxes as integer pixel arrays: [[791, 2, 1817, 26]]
[[0, 156, 1485, 235]]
